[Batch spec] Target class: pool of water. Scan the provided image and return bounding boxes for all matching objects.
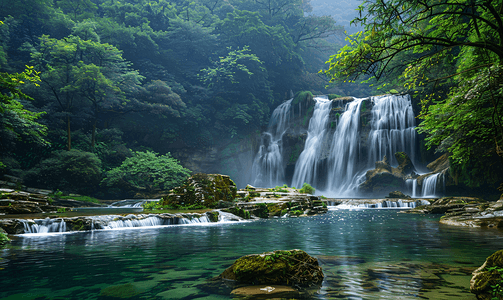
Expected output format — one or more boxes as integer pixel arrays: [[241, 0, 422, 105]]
[[1, 210, 502, 299]]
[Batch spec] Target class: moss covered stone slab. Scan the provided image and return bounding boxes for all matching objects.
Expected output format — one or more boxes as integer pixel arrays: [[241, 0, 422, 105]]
[[219, 249, 323, 287]]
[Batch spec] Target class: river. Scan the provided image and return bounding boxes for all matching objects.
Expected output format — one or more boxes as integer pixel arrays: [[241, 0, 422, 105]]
[[1, 209, 501, 299]]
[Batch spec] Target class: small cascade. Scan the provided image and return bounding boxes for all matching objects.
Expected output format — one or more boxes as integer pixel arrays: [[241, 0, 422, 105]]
[[21, 218, 66, 234], [325, 98, 365, 194], [251, 99, 293, 187], [16, 212, 246, 234], [291, 96, 332, 188], [331, 199, 431, 210], [421, 173, 442, 198]]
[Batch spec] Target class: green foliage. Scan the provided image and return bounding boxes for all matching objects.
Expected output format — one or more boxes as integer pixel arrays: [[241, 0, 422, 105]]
[[0, 66, 48, 147], [290, 210, 303, 216], [485, 265, 503, 300], [299, 182, 315, 194], [101, 151, 191, 196], [24, 149, 102, 194], [0, 231, 10, 246]]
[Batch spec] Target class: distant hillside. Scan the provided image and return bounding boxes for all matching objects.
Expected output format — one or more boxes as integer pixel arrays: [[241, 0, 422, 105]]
[[308, 0, 363, 34]]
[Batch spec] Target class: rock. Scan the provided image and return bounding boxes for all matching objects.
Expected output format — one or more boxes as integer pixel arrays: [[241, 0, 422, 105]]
[[439, 199, 503, 228], [386, 190, 411, 199], [375, 155, 392, 173], [161, 173, 238, 208], [403, 197, 484, 215], [427, 153, 450, 173], [218, 249, 323, 287], [394, 152, 415, 175], [0, 219, 25, 234], [471, 249, 503, 299], [231, 285, 300, 298]]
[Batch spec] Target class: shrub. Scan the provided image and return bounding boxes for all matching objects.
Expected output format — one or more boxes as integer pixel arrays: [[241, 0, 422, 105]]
[[24, 150, 102, 194], [299, 183, 315, 194], [101, 151, 191, 197]]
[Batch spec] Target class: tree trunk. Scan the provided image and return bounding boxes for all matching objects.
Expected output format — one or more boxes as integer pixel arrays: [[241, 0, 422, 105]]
[[67, 115, 72, 151], [91, 119, 96, 148]]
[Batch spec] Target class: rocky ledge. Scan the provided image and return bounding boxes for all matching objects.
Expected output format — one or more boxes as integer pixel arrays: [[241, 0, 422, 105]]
[[402, 196, 503, 228], [0, 188, 104, 215], [440, 199, 503, 228]]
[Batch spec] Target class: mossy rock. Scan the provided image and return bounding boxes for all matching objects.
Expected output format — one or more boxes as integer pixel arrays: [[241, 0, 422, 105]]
[[161, 173, 238, 208], [219, 249, 323, 287], [471, 249, 503, 299]]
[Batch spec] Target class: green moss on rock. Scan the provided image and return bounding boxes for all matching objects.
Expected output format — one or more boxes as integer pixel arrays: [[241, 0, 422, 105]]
[[219, 249, 323, 287], [471, 249, 503, 299], [161, 173, 238, 208]]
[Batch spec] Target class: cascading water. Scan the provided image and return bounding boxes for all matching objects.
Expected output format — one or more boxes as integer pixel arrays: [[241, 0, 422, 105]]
[[325, 98, 365, 195], [251, 99, 293, 187], [251, 93, 427, 197], [17, 212, 245, 234], [367, 94, 418, 166], [291, 96, 332, 188]]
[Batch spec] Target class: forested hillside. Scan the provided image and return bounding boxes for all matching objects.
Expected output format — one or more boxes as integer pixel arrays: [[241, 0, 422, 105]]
[[0, 0, 350, 197]]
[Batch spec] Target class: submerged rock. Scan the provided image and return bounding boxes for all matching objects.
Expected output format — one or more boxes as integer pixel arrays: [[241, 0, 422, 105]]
[[218, 249, 323, 287], [471, 249, 503, 300]]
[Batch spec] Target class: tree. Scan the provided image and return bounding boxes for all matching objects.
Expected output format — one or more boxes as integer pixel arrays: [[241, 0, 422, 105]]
[[101, 151, 191, 197], [324, 0, 503, 189], [30, 32, 142, 150], [0, 66, 48, 151]]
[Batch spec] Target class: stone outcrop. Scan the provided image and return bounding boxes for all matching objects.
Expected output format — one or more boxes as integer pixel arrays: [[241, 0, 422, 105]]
[[228, 186, 328, 218], [471, 249, 503, 300], [439, 199, 503, 228], [218, 249, 323, 287], [403, 197, 485, 214], [161, 174, 238, 208]]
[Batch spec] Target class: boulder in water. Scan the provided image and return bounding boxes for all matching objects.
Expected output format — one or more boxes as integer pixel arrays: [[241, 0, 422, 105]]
[[394, 152, 415, 176], [471, 249, 503, 299], [218, 249, 323, 287]]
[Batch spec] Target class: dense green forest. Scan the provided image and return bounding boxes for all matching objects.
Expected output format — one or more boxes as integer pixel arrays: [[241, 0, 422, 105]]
[[1, 0, 502, 198], [0, 0, 352, 197]]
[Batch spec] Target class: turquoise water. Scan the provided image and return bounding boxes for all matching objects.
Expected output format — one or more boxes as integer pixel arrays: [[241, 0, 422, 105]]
[[1, 210, 502, 299]]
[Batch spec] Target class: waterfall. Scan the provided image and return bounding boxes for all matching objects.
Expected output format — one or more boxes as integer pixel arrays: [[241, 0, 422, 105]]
[[251, 93, 422, 196], [291, 96, 332, 188], [325, 98, 365, 195], [251, 99, 293, 187], [367, 94, 417, 167]]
